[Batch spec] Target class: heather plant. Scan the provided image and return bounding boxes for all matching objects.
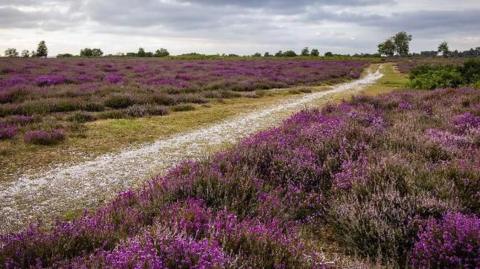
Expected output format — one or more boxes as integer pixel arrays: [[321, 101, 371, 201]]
[[1, 88, 479, 268], [24, 129, 65, 145], [410, 213, 480, 268], [0, 124, 17, 139]]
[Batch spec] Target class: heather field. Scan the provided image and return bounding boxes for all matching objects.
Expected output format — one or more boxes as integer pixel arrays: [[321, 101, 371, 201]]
[[1, 85, 479, 268], [0, 58, 366, 147]]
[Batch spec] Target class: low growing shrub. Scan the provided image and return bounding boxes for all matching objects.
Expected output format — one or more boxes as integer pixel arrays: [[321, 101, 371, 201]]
[[0, 125, 17, 140], [410, 212, 480, 268], [24, 129, 65, 145], [104, 95, 135, 109]]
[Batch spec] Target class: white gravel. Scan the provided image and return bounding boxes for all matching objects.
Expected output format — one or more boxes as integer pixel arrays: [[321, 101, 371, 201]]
[[0, 67, 383, 234]]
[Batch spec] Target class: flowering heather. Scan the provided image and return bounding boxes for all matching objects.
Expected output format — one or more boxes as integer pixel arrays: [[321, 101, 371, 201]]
[[1, 88, 480, 268], [411, 213, 480, 268], [0, 124, 17, 139]]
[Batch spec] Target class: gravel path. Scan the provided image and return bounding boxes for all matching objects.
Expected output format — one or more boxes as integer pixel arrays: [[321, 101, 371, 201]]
[[0, 67, 383, 234]]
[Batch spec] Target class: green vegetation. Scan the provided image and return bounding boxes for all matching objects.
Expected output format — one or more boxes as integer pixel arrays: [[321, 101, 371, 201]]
[[409, 59, 480, 89]]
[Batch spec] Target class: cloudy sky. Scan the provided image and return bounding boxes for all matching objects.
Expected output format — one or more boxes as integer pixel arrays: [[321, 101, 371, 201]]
[[1, 0, 479, 56]]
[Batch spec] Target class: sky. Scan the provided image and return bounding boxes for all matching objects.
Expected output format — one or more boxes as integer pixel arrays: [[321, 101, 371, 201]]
[[1, 0, 479, 56]]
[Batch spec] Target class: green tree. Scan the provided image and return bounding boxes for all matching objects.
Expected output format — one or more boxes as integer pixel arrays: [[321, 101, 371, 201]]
[[264, 52, 271, 57], [438, 41, 449, 57], [21, 50, 30, 58], [80, 48, 93, 57], [91, 48, 103, 57], [274, 50, 283, 57], [301, 47, 310, 56], [393, 32, 412, 56], [252, 52, 261, 57], [4, 48, 18, 57], [36, 41, 48, 57], [324, 52, 333, 57], [137, 48, 146, 57], [154, 48, 169, 57], [378, 39, 395, 57], [283, 50, 297, 57], [310, 48, 320, 56]]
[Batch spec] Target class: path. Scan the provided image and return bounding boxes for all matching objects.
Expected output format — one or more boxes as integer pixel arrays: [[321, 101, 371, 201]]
[[0, 66, 383, 234]]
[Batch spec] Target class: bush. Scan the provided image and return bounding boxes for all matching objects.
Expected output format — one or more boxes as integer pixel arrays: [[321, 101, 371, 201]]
[[104, 95, 135, 109], [24, 129, 65, 145], [409, 65, 463, 89], [0, 125, 17, 140], [125, 105, 169, 117], [67, 112, 95, 123], [459, 59, 480, 84], [410, 213, 480, 268]]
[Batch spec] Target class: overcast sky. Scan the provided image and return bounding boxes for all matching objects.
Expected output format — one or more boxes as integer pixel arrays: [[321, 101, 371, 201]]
[[1, 0, 479, 56]]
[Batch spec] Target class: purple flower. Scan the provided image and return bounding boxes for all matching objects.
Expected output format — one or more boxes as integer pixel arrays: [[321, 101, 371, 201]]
[[411, 213, 480, 268]]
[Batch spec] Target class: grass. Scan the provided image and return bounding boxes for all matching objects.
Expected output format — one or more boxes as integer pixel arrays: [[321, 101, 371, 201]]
[[0, 63, 405, 182]]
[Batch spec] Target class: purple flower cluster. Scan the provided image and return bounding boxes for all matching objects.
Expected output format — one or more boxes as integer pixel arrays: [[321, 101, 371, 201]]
[[411, 213, 480, 268], [35, 75, 67, 87], [0, 124, 17, 139]]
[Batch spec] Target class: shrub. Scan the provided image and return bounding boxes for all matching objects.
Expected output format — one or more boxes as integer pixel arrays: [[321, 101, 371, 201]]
[[0, 125, 17, 140], [84, 102, 105, 112], [24, 129, 65, 145], [67, 112, 95, 123], [125, 105, 169, 117], [104, 95, 135, 109], [459, 59, 480, 85], [409, 65, 463, 89], [410, 213, 480, 268]]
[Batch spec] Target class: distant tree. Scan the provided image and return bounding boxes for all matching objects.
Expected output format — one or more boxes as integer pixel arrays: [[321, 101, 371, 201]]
[[324, 52, 333, 57], [252, 52, 262, 57], [80, 48, 93, 57], [438, 41, 449, 57], [264, 52, 271, 57], [393, 32, 412, 56], [154, 48, 169, 57], [310, 48, 320, 56], [301, 47, 310, 56], [126, 52, 137, 57], [36, 41, 48, 57], [21, 50, 30, 58], [137, 48, 146, 57], [30, 49, 37, 57], [274, 50, 283, 57], [378, 39, 395, 57], [91, 48, 103, 57], [145, 52, 154, 57], [4, 48, 18, 57], [283, 50, 297, 57]]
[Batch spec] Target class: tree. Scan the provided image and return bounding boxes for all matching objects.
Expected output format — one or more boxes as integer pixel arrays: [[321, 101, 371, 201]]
[[310, 48, 320, 56], [378, 39, 395, 57], [301, 47, 310, 56], [438, 41, 449, 57], [36, 41, 48, 57], [4, 48, 18, 57], [283, 50, 297, 57], [137, 48, 146, 57], [264, 52, 271, 57], [252, 52, 261, 57], [274, 50, 283, 57], [393, 32, 412, 57], [91, 48, 103, 57], [324, 52, 333, 57], [21, 50, 30, 58], [154, 48, 169, 57], [80, 48, 93, 57]]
